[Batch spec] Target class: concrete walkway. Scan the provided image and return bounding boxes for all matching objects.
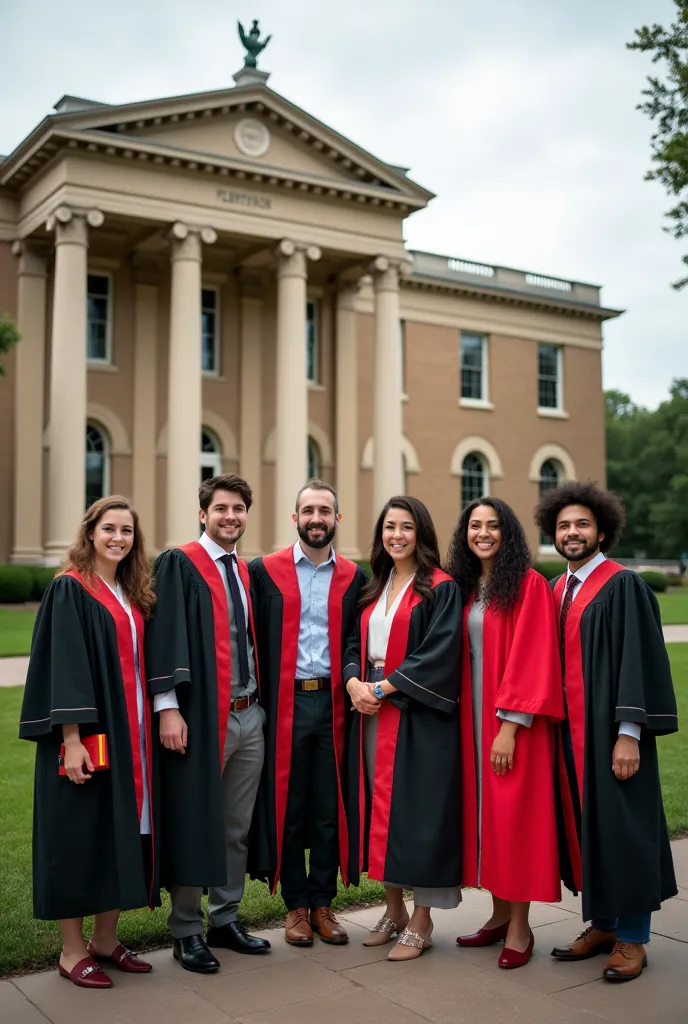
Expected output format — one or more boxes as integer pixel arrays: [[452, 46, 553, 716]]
[[3, 840, 687, 1024]]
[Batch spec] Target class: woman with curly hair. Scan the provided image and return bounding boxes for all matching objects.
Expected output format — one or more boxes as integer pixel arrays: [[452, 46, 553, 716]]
[[446, 497, 563, 969], [19, 496, 159, 989], [344, 496, 462, 961]]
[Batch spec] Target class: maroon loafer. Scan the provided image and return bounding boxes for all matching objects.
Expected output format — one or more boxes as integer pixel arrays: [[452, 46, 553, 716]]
[[457, 921, 510, 947], [58, 955, 113, 988], [87, 941, 153, 973]]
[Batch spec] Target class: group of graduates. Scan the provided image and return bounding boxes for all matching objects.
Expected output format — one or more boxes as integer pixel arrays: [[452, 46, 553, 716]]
[[20, 473, 678, 991]]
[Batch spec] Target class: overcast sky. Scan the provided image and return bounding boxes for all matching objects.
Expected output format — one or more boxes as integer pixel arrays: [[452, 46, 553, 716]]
[[2, 0, 685, 408]]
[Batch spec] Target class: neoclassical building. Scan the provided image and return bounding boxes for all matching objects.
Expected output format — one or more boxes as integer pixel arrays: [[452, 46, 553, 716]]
[[0, 56, 621, 565]]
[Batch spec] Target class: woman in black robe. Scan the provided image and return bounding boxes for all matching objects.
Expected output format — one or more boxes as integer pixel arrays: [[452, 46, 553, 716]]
[[344, 496, 462, 962], [19, 496, 159, 989]]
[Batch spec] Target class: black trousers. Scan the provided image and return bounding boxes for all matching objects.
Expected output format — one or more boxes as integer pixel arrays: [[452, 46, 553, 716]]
[[280, 689, 339, 911]]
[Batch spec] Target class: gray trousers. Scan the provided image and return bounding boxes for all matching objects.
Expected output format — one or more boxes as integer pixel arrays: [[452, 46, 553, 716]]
[[168, 701, 265, 937]]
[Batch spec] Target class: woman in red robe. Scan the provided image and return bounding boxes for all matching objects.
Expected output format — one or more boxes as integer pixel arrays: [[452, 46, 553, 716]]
[[446, 497, 563, 969]]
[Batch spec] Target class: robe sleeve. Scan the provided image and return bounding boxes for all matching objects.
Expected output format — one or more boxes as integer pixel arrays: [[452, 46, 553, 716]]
[[19, 577, 99, 739], [495, 570, 564, 720], [343, 612, 362, 684], [145, 550, 193, 698], [387, 580, 462, 715], [609, 572, 678, 735]]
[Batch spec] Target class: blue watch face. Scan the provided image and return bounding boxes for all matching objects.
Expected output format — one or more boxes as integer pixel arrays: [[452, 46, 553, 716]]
[[374, 682, 384, 699]]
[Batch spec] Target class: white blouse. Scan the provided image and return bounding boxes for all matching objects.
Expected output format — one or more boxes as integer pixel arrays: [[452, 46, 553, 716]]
[[367, 572, 415, 664], [101, 578, 151, 835]]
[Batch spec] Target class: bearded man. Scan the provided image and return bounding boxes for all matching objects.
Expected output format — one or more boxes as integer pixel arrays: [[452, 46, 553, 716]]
[[248, 480, 366, 947]]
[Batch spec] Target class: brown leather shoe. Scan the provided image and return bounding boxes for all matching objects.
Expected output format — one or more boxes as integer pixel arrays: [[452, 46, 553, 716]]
[[551, 926, 616, 961], [285, 908, 313, 946], [310, 906, 349, 945], [602, 942, 647, 982]]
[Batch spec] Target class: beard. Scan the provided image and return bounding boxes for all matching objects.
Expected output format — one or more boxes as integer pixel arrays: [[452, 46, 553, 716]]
[[206, 519, 244, 546], [297, 522, 336, 550], [554, 536, 600, 563]]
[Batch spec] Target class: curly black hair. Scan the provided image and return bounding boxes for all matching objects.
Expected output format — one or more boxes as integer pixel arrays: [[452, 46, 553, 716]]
[[534, 482, 626, 553], [445, 497, 531, 611]]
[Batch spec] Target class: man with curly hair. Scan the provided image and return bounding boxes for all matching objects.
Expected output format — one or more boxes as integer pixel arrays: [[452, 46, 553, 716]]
[[535, 482, 677, 983]]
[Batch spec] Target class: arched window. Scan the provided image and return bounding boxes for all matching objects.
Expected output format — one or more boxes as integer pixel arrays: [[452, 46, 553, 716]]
[[85, 422, 110, 508], [461, 453, 486, 508], [539, 458, 561, 544], [308, 437, 321, 480], [200, 429, 222, 482]]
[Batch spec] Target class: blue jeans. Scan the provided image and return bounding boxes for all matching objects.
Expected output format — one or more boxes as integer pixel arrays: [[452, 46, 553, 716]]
[[592, 914, 651, 944]]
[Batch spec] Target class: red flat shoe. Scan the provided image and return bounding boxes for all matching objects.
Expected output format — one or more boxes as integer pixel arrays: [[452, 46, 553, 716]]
[[498, 930, 534, 969], [87, 941, 152, 973], [457, 921, 510, 947], [57, 956, 113, 988]]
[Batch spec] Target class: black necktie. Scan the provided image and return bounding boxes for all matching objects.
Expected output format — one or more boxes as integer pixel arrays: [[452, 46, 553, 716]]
[[220, 553, 250, 688]]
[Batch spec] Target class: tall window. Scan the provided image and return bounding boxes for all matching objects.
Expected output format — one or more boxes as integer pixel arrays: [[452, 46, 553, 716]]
[[538, 344, 561, 409], [200, 429, 222, 482], [306, 300, 319, 383], [539, 459, 561, 544], [87, 274, 111, 362], [460, 332, 486, 401], [461, 453, 486, 507], [308, 437, 321, 479], [85, 423, 109, 508], [201, 288, 219, 374]]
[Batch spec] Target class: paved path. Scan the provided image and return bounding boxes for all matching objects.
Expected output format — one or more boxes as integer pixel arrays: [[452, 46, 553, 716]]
[[3, 840, 687, 1024]]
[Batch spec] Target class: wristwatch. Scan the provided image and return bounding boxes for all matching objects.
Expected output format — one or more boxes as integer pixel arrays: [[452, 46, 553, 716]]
[[373, 682, 385, 701]]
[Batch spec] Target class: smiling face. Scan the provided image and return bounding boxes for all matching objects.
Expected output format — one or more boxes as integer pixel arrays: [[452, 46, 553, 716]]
[[381, 507, 418, 566], [90, 508, 135, 571], [200, 489, 248, 550], [466, 504, 503, 568], [554, 504, 603, 566], [293, 488, 340, 550]]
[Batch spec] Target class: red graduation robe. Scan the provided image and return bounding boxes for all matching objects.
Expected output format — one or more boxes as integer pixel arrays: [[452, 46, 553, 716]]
[[461, 569, 563, 903], [248, 547, 366, 891]]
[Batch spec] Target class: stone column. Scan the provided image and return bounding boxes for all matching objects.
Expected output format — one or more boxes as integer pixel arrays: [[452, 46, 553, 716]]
[[371, 257, 404, 516], [165, 222, 216, 548], [273, 239, 321, 550], [10, 242, 47, 564], [132, 280, 159, 549], [238, 271, 263, 557], [44, 206, 104, 565], [335, 281, 361, 558]]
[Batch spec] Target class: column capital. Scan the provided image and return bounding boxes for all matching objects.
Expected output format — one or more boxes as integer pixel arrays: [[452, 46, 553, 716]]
[[369, 255, 413, 290], [168, 222, 217, 261], [46, 205, 104, 239], [275, 239, 321, 279], [335, 277, 363, 310], [11, 240, 48, 277]]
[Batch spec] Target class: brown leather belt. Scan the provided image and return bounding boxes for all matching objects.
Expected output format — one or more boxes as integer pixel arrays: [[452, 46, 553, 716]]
[[231, 692, 258, 712], [295, 678, 331, 691]]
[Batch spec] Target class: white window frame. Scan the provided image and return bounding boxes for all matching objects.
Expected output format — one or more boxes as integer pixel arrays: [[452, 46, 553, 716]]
[[86, 271, 113, 365], [460, 451, 489, 507], [537, 344, 567, 417], [200, 428, 223, 481], [307, 436, 321, 479], [85, 421, 111, 506], [306, 299, 320, 384], [459, 332, 493, 410], [201, 285, 221, 377], [538, 458, 562, 555]]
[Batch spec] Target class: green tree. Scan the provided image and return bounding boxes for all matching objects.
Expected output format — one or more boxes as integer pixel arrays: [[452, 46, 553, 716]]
[[628, 1, 688, 289], [0, 314, 20, 376]]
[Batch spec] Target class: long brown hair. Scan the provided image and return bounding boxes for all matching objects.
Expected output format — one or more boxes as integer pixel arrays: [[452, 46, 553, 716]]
[[360, 495, 441, 608], [58, 496, 155, 619]]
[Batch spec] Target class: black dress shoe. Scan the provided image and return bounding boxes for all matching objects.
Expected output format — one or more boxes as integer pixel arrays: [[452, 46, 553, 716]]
[[207, 921, 271, 955], [173, 935, 220, 973]]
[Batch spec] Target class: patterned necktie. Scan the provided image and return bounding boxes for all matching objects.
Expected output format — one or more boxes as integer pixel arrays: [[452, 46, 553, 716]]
[[220, 553, 250, 687], [559, 573, 579, 664]]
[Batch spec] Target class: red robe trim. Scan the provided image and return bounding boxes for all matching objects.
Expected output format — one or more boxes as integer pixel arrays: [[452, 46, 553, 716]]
[[66, 570, 155, 903], [358, 568, 453, 883], [553, 558, 625, 892], [460, 569, 564, 902], [261, 547, 358, 891]]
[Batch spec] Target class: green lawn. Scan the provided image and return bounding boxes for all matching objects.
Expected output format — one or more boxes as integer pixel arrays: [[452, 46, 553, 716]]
[[657, 589, 688, 625]]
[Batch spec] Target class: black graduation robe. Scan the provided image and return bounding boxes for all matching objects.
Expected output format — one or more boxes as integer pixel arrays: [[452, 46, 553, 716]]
[[145, 541, 259, 887], [554, 559, 678, 920], [19, 573, 158, 920], [343, 569, 462, 889], [248, 548, 367, 890]]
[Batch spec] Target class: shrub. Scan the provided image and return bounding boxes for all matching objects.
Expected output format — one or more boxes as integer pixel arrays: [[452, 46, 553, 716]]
[[639, 570, 669, 593], [354, 559, 372, 578], [533, 560, 567, 581], [31, 566, 56, 601], [0, 565, 34, 603]]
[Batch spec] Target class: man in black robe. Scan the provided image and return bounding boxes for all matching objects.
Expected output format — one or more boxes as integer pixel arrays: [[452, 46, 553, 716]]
[[535, 482, 678, 982], [249, 479, 366, 946], [146, 474, 270, 973]]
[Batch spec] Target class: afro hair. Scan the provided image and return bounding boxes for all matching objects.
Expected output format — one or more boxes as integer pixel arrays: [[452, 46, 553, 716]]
[[534, 481, 626, 553]]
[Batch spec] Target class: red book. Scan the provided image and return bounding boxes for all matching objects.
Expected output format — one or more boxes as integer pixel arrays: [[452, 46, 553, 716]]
[[59, 734, 109, 776]]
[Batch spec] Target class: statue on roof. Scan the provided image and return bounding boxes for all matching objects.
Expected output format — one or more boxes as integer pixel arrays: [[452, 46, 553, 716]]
[[238, 20, 271, 69]]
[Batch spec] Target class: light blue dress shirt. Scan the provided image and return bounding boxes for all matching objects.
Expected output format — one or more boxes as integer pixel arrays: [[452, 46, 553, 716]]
[[294, 541, 336, 679]]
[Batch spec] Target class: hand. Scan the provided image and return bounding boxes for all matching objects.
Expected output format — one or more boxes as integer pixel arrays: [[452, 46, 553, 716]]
[[612, 735, 640, 780], [346, 678, 381, 716], [159, 709, 188, 753], [490, 722, 517, 776], [63, 739, 94, 784]]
